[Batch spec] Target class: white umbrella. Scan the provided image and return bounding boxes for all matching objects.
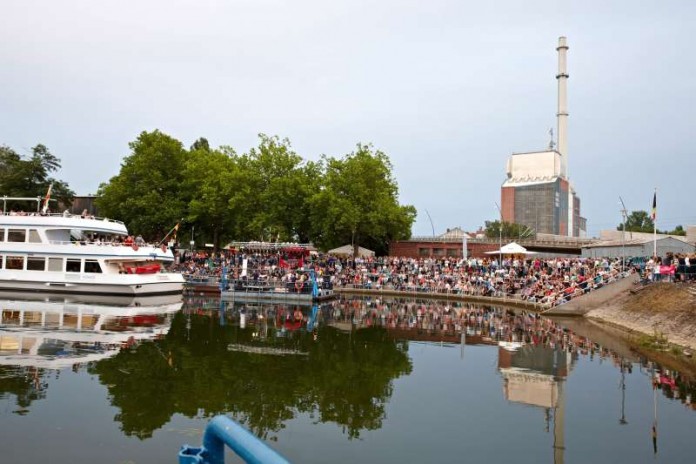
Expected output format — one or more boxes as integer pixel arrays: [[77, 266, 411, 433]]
[[485, 242, 537, 255]]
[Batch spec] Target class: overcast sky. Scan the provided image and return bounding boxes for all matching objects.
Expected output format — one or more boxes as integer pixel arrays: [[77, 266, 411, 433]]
[[2, 0, 694, 237]]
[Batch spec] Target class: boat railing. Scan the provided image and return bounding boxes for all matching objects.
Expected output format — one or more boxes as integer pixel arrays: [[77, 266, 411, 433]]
[[184, 274, 220, 284], [0, 209, 125, 225], [224, 276, 331, 294], [41, 239, 166, 249], [179, 415, 290, 464]]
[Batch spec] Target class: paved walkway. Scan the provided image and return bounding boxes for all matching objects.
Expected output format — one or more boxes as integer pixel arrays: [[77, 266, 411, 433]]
[[543, 273, 639, 317]]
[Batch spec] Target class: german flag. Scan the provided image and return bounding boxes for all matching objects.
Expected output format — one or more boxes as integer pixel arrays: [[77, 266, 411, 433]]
[[651, 191, 656, 222]]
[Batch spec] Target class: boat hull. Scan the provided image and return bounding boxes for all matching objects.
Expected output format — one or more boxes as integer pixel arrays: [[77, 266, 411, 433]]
[[0, 271, 184, 296]]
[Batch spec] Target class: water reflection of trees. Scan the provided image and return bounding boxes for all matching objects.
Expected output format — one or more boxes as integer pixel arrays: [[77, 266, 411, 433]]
[[91, 310, 412, 439]]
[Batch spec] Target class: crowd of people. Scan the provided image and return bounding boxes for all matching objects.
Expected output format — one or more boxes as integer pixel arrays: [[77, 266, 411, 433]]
[[642, 253, 696, 282], [172, 247, 645, 307]]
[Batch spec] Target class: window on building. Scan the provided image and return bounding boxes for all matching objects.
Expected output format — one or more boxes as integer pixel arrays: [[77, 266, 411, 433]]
[[48, 257, 63, 272], [66, 259, 81, 273], [447, 248, 459, 257], [7, 229, 26, 243], [6, 256, 24, 270], [433, 248, 445, 257], [84, 260, 102, 273], [418, 248, 430, 257], [27, 257, 45, 271]]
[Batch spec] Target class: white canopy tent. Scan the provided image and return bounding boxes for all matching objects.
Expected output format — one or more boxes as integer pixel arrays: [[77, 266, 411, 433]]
[[327, 244, 375, 258], [485, 242, 537, 255]]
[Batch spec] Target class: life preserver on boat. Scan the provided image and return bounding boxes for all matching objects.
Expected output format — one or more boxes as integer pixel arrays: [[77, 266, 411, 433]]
[[132, 243, 139, 251], [295, 280, 304, 291], [127, 263, 161, 274]]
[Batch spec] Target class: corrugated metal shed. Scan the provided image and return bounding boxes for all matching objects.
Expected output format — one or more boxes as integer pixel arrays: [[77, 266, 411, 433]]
[[581, 236, 695, 258]]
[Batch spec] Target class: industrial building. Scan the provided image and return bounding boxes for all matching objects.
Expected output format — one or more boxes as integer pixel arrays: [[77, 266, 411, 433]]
[[501, 37, 587, 237], [581, 236, 695, 259]]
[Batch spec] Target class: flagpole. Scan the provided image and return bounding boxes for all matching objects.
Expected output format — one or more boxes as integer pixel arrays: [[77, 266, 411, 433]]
[[158, 221, 181, 246], [653, 188, 657, 259]]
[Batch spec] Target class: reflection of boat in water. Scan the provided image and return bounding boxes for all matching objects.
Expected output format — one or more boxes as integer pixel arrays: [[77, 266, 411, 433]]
[[0, 290, 183, 308], [0, 295, 182, 368]]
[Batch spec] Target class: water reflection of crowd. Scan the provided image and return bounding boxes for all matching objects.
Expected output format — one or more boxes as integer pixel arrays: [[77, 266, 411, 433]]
[[183, 291, 696, 412], [175, 249, 634, 307]]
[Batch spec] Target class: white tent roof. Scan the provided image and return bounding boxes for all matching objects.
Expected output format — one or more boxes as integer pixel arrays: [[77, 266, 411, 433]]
[[327, 244, 375, 257], [485, 242, 536, 255]]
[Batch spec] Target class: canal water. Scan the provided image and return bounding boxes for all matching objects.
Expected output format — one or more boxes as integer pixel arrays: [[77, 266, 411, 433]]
[[1, 294, 695, 463]]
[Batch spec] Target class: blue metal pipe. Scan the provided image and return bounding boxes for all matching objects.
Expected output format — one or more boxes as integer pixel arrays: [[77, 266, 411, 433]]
[[179, 416, 291, 464]]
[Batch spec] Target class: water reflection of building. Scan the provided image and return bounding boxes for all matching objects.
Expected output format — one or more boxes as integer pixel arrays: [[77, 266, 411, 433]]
[[0, 295, 181, 369], [498, 345, 573, 464], [499, 345, 570, 407]]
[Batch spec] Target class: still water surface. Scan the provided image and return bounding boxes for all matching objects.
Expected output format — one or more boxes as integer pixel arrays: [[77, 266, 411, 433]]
[[1, 294, 695, 463]]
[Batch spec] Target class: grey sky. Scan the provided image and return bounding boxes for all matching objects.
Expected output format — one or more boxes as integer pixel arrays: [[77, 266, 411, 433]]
[[2, 0, 694, 237]]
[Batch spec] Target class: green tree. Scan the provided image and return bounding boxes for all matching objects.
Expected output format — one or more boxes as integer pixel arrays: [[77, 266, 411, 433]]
[[96, 130, 188, 241], [484, 220, 534, 239], [190, 137, 210, 152], [183, 146, 244, 250], [309, 144, 416, 255], [238, 134, 320, 242], [660, 225, 687, 236], [0, 144, 74, 209], [618, 210, 654, 233]]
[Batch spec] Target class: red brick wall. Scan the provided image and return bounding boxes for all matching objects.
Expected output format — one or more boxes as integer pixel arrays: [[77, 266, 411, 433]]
[[389, 240, 500, 258]]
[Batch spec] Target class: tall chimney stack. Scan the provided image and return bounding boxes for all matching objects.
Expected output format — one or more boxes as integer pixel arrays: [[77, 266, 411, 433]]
[[556, 36, 569, 178]]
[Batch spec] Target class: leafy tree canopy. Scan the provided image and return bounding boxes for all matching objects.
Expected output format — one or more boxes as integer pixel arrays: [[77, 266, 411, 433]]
[[96, 130, 188, 241], [484, 220, 535, 239], [238, 134, 321, 243], [309, 144, 416, 255], [617, 210, 655, 233], [96, 132, 416, 253], [0, 144, 74, 210]]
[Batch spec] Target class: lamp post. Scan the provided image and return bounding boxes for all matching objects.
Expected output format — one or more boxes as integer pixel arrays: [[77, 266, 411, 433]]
[[495, 202, 502, 267], [619, 197, 628, 271]]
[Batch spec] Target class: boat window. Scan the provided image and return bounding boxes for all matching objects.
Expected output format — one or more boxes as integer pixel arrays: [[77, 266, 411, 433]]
[[48, 257, 63, 272], [66, 259, 81, 273], [0, 255, 3, 269], [84, 260, 102, 273], [7, 229, 26, 243], [0, 228, 5, 242], [27, 257, 45, 271], [28, 229, 41, 243], [6, 256, 24, 270]]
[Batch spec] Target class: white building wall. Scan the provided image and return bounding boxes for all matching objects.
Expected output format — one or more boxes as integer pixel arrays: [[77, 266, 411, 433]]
[[505, 151, 562, 181]]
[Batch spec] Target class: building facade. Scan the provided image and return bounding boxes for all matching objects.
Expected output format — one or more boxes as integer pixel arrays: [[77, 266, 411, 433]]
[[501, 37, 586, 238]]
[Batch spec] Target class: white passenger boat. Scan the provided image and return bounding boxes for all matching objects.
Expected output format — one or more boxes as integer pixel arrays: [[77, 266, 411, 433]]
[[0, 196, 184, 296]]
